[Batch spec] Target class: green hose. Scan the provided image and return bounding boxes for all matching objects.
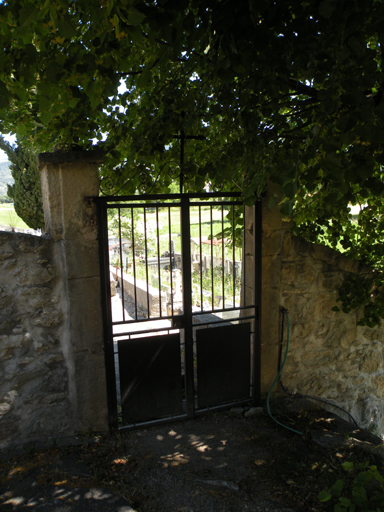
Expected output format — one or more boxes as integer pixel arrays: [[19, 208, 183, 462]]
[[266, 310, 304, 436]]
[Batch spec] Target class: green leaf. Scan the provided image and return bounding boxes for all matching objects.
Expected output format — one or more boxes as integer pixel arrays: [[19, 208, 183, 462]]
[[125, 7, 146, 26], [342, 461, 354, 471], [113, 14, 120, 36], [19, 6, 39, 27], [331, 479, 344, 495], [39, 110, 54, 125], [57, 20, 77, 40], [318, 489, 332, 502]]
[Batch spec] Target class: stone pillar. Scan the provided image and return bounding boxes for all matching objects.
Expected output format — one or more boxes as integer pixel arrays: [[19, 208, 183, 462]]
[[260, 184, 292, 396], [38, 149, 108, 433]]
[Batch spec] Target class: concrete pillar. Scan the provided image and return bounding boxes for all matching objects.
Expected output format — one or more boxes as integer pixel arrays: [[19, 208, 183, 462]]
[[38, 149, 108, 433], [244, 185, 293, 396], [260, 184, 293, 396]]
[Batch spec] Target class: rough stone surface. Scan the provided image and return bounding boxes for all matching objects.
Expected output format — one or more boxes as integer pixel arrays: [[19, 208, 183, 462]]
[[0, 230, 71, 452], [259, 186, 384, 437], [279, 235, 384, 435], [0, 151, 109, 454]]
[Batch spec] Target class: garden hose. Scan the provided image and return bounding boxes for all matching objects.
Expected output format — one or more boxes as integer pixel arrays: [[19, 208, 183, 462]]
[[266, 308, 304, 436], [268, 308, 359, 433]]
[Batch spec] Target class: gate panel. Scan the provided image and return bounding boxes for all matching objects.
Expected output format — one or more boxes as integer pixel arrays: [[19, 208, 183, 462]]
[[118, 333, 183, 424], [98, 193, 261, 429], [196, 323, 251, 408]]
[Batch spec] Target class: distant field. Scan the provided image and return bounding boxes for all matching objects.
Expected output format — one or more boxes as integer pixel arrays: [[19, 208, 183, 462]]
[[0, 204, 29, 229]]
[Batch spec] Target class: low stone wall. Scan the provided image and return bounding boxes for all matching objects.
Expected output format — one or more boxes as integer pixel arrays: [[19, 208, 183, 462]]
[[113, 267, 167, 317], [280, 235, 384, 434], [0, 230, 71, 452]]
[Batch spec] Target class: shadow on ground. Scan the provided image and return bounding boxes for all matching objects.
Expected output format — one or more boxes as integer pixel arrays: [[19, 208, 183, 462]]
[[1, 397, 383, 512]]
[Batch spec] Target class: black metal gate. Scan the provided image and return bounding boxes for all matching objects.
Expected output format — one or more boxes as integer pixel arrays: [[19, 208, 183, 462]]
[[98, 192, 261, 429]]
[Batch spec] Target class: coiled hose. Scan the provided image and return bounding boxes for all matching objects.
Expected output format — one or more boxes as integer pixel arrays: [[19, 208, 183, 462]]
[[267, 308, 359, 435], [266, 309, 304, 435]]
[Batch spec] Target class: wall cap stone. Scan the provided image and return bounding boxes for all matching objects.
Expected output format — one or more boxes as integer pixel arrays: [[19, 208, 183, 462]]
[[38, 148, 105, 169]]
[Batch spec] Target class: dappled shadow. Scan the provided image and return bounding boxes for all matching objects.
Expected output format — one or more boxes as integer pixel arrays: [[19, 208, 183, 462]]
[[3, 400, 378, 512], [1, 486, 133, 511], [0, 451, 134, 511]]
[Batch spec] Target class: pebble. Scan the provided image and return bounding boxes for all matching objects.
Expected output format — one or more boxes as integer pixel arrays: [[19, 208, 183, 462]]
[[244, 407, 264, 418]]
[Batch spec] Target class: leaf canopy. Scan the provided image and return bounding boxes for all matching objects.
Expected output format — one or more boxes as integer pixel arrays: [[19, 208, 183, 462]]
[[0, 0, 383, 199], [3, 0, 384, 321]]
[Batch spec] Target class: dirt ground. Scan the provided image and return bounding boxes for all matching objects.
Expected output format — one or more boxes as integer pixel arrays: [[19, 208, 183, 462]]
[[1, 397, 383, 512]]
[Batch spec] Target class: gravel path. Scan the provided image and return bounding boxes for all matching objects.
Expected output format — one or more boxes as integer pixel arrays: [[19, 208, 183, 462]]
[[109, 411, 299, 512]]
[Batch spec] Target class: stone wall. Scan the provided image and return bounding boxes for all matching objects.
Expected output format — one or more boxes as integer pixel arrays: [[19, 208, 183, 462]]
[[0, 149, 109, 454], [281, 235, 384, 434], [261, 187, 384, 435], [0, 231, 71, 451]]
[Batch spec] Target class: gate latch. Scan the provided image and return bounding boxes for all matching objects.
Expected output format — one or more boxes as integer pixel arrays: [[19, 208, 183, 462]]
[[172, 315, 185, 328]]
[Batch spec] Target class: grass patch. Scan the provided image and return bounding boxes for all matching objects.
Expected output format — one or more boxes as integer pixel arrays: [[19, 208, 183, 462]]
[[0, 204, 29, 229]]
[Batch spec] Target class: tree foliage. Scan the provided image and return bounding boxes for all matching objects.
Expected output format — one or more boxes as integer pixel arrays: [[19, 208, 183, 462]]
[[0, 136, 44, 230], [2, 0, 384, 321]]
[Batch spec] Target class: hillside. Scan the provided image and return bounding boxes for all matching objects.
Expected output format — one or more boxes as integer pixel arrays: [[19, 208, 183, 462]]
[[0, 160, 13, 196]]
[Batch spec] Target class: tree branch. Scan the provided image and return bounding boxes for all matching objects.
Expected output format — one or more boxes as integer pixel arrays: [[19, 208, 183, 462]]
[[287, 78, 318, 99]]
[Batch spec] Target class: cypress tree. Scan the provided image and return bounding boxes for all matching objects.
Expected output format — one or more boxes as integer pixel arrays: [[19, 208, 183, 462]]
[[0, 137, 44, 230]]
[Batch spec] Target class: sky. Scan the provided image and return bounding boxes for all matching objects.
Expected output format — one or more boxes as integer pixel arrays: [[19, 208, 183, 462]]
[[0, 133, 16, 161]]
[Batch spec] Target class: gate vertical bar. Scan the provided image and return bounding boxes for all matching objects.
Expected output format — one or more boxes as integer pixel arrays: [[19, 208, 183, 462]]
[[156, 207, 162, 316], [144, 207, 150, 317], [97, 198, 118, 428], [210, 205, 214, 309], [199, 206, 203, 310], [180, 195, 194, 417], [131, 207, 138, 321], [118, 207, 126, 322], [253, 200, 262, 405]]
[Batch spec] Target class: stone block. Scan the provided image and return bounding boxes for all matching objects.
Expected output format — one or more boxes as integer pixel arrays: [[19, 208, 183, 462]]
[[359, 325, 384, 343], [319, 271, 343, 290], [296, 264, 317, 287], [31, 307, 62, 328], [63, 239, 100, 280], [24, 401, 72, 436], [374, 374, 384, 398], [313, 293, 340, 319], [291, 321, 316, 339], [301, 350, 333, 368], [262, 229, 285, 257], [281, 264, 296, 286], [13, 264, 55, 286], [73, 353, 108, 432], [262, 255, 282, 290], [359, 359, 379, 373], [281, 293, 312, 318], [340, 327, 358, 349], [67, 277, 104, 353], [0, 251, 14, 261]]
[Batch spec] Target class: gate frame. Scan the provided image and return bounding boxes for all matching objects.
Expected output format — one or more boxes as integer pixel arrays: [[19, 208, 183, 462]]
[[97, 192, 262, 429]]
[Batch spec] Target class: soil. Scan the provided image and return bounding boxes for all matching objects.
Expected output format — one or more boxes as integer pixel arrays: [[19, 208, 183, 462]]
[[1, 397, 383, 512]]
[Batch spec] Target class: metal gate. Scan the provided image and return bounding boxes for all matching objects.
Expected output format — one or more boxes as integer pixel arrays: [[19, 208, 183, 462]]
[[98, 192, 261, 428]]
